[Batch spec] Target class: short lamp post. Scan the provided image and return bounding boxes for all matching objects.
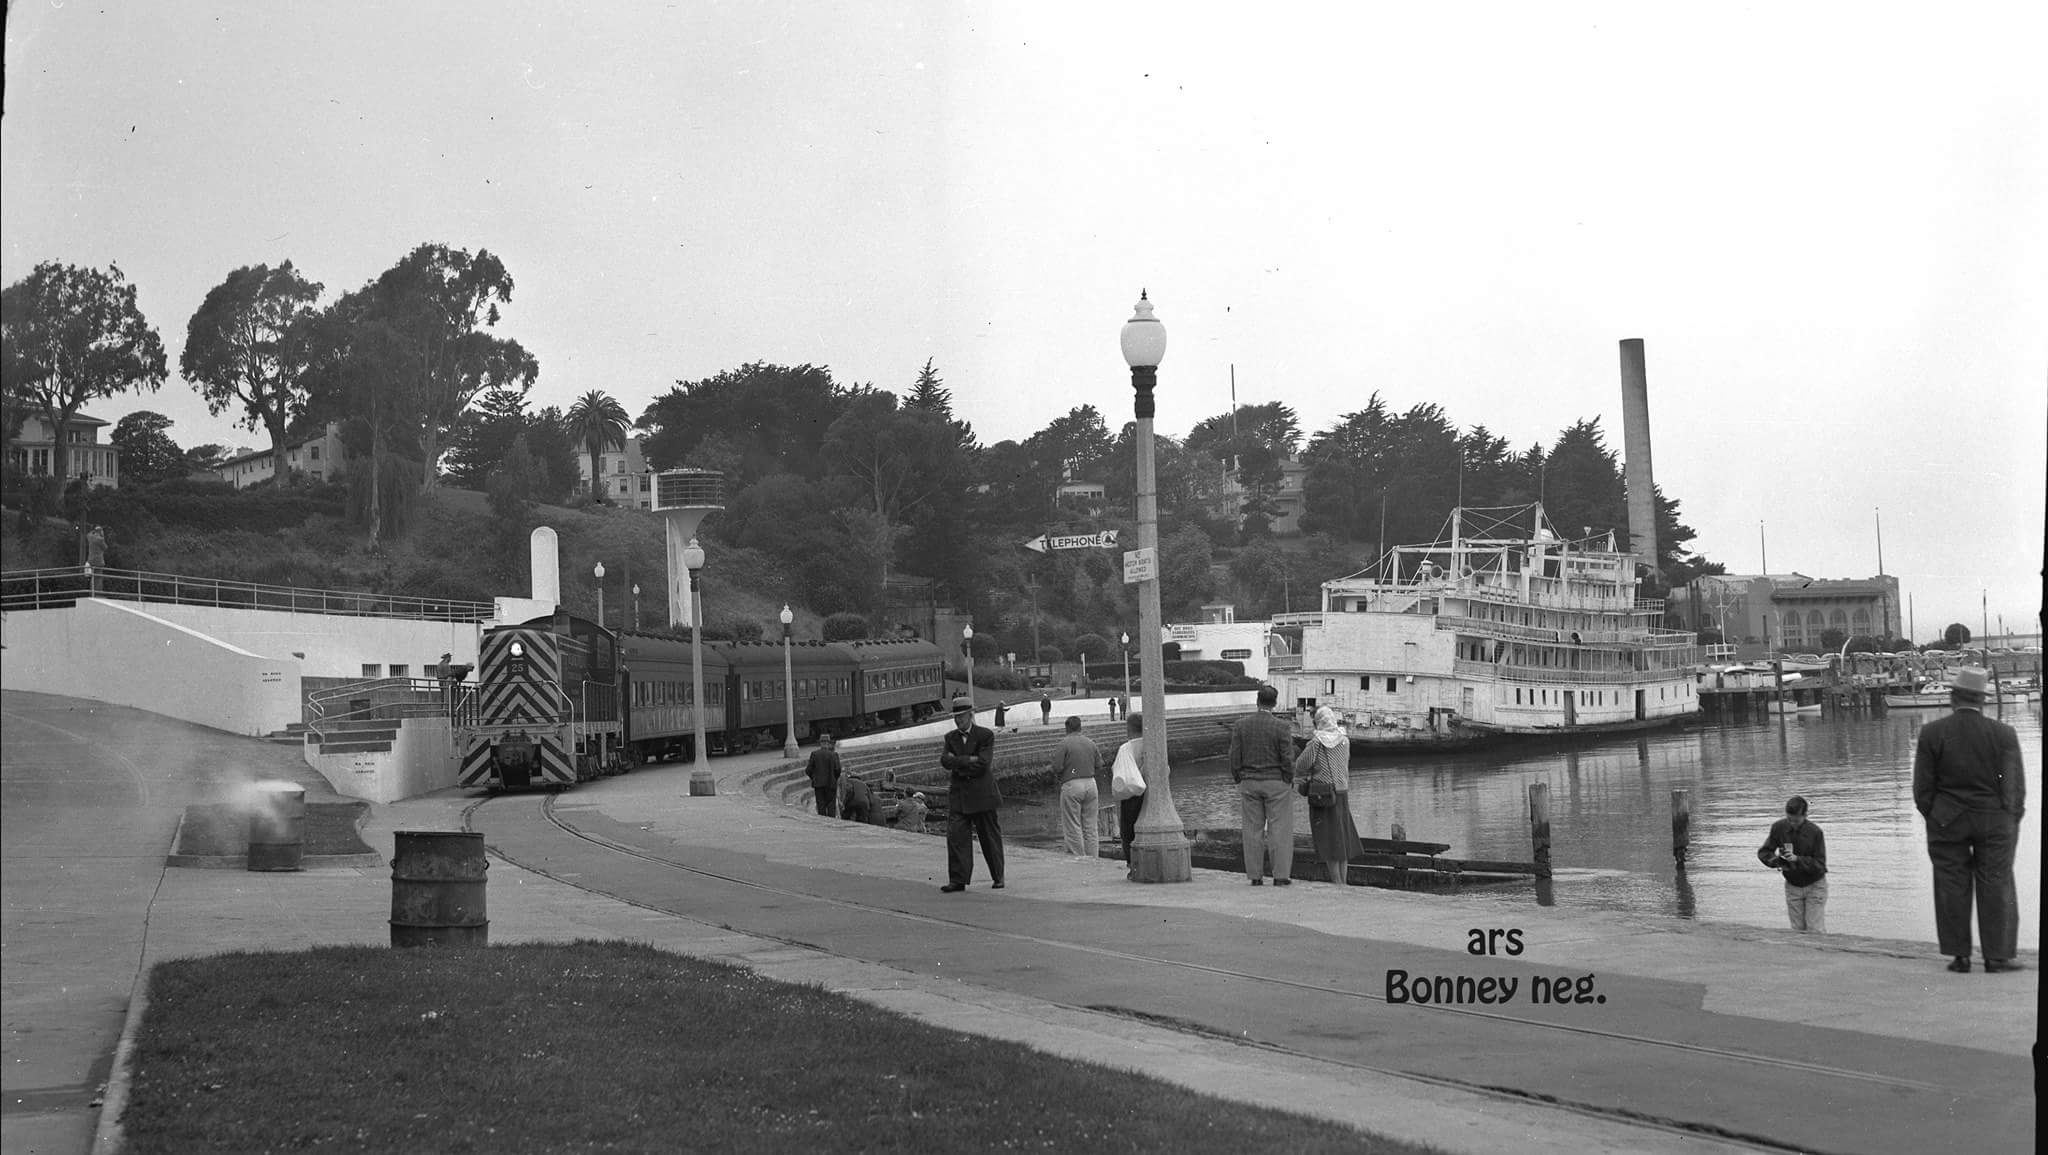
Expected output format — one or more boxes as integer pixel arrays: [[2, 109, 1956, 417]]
[[632, 583, 641, 631], [1122, 290, 1190, 882], [593, 562, 606, 628], [780, 605, 799, 759], [962, 624, 975, 710], [682, 538, 713, 795]]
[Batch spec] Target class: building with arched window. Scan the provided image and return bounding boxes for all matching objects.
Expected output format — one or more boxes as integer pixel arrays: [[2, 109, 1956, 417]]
[[1669, 573, 1901, 655]]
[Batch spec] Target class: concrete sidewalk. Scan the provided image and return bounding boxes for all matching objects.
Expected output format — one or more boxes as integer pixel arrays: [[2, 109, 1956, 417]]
[[97, 749, 2035, 1155]]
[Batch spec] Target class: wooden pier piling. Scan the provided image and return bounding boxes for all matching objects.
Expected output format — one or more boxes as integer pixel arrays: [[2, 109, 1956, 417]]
[[1672, 787, 1691, 868], [1528, 783, 1551, 869]]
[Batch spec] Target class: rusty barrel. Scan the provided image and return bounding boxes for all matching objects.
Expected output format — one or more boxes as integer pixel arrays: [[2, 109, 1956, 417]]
[[246, 786, 305, 872], [390, 831, 488, 947]]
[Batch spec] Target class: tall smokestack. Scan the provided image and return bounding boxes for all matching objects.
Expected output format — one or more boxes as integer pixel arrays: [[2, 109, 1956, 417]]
[[1618, 339, 1659, 579]]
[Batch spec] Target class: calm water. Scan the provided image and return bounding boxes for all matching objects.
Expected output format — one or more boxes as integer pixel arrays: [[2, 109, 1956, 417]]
[[1010, 704, 2040, 948]]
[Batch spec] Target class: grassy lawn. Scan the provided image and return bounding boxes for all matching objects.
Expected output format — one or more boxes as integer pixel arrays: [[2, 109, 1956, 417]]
[[122, 940, 1444, 1154]]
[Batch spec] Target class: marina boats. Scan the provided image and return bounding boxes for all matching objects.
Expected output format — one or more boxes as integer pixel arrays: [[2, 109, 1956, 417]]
[[1763, 698, 1823, 715], [1269, 504, 1700, 751], [1883, 682, 1956, 709]]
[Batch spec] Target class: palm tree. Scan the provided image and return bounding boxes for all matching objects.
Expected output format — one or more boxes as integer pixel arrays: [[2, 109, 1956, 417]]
[[565, 390, 630, 502]]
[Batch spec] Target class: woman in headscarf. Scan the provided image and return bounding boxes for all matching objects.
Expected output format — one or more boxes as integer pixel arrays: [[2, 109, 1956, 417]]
[[1294, 706, 1364, 884]]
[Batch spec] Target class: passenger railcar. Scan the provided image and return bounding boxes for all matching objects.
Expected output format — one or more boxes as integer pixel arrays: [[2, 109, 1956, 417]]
[[618, 632, 729, 765], [456, 612, 624, 789], [715, 640, 858, 749], [842, 639, 948, 728]]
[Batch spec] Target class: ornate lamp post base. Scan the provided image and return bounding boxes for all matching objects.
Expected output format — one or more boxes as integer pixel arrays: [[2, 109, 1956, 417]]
[[1129, 833, 1192, 883]]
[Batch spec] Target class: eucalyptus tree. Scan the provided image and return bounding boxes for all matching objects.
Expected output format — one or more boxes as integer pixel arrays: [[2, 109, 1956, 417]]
[[564, 389, 630, 501], [180, 261, 323, 485], [364, 243, 537, 490], [0, 261, 167, 481]]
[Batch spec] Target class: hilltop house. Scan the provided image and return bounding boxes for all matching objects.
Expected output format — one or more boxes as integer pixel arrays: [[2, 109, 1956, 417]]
[[211, 424, 347, 489], [7, 413, 121, 488]]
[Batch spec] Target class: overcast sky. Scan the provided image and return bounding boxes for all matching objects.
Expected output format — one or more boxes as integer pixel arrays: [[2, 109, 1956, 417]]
[[5, 3, 2042, 640]]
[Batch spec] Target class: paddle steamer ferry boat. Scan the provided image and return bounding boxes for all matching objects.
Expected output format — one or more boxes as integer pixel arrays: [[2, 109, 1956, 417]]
[[1270, 504, 1700, 750]]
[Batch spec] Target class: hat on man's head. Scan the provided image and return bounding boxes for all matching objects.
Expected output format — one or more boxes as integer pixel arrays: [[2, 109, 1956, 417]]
[[1950, 667, 1991, 701], [952, 696, 975, 715]]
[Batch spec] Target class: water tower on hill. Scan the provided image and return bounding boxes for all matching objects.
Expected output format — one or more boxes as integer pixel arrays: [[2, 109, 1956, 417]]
[[650, 469, 725, 628]]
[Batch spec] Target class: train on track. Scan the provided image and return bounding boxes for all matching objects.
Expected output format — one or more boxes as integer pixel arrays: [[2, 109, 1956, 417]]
[[455, 610, 947, 790]]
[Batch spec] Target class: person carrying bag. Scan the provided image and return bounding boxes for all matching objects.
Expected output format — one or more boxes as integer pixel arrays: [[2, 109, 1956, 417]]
[[1294, 706, 1364, 884]]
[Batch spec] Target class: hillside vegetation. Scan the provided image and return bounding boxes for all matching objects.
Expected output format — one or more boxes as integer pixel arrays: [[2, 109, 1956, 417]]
[[0, 481, 824, 641]]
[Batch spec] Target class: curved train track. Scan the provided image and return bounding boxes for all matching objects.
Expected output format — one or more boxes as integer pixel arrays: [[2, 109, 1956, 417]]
[[459, 791, 1964, 1155]]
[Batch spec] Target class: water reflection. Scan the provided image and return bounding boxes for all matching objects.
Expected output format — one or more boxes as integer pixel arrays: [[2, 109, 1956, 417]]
[[1008, 704, 2040, 948]]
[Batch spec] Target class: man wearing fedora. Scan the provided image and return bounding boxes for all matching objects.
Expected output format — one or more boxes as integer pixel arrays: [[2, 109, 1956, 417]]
[[1913, 667, 2027, 973], [939, 696, 1004, 892]]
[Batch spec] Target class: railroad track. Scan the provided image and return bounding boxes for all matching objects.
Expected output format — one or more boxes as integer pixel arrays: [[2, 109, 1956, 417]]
[[457, 791, 1983, 1155]]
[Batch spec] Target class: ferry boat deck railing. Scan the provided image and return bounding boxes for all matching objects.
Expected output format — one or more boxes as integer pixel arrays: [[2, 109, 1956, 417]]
[[1452, 659, 1698, 685]]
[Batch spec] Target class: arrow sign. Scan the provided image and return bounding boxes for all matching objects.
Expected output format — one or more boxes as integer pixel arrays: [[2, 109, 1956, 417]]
[[1023, 530, 1120, 553]]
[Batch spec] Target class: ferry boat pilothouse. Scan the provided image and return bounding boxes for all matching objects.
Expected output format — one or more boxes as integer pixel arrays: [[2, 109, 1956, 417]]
[[1270, 504, 1700, 750]]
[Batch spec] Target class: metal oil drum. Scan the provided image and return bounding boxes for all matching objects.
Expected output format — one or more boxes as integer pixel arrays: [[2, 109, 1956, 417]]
[[390, 830, 488, 947], [246, 786, 306, 872]]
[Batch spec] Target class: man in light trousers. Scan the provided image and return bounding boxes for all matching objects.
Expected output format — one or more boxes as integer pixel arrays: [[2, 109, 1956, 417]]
[[1052, 715, 1102, 857], [1229, 685, 1296, 886]]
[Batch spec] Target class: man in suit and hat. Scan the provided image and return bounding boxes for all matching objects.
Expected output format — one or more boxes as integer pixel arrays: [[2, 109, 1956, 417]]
[[1913, 667, 2027, 973], [939, 696, 1003, 891]]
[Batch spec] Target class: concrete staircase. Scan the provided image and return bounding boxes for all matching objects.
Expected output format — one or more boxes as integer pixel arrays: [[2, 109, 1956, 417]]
[[306, 718, 400, 755], [263, 723, 311, 748]]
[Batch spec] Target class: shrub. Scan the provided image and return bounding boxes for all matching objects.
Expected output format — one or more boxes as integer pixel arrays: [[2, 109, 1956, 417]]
[[701, 611, 764, 642], [1035, 645, 1065, 664], [1072, 633, 1112, 661], [1162, 660, 1254, 685], [822, 612, 869, 641], [972, 669, 1029, 692]]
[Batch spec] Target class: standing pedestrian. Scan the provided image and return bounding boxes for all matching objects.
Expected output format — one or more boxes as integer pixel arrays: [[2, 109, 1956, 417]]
[[1294, 706, 1363, 884], [1757, 795, 1828, 932], [1052, 715, 1103, 857], [939, 695, 1004, 891], [1106, 695, 1119, 722], [1039, 691, 1052, 726], [804, 733, 842, 817], [1111, 713, 1146, 873], [1229, 685, 1296, 886], [993, 699, 1008, 729], [1913, 667, 2027, 973]]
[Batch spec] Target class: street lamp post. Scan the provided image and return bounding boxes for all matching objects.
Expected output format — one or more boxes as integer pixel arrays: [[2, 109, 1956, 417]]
[[962, 624, 975, 710], [682, 539, 713, 795], [632, 583, 641, 631], [593, 562, 606, 628], [780, 605, 799, 759], [1122, 291, 1190, 882]]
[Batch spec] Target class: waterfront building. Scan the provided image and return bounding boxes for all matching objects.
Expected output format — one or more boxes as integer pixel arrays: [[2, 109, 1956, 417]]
[[1671, 573, 1902, 655]]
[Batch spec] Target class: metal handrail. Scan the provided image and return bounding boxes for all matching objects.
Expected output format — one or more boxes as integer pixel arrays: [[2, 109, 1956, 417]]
[[306, 677, 461, 743], [0, 565, 492, 622]]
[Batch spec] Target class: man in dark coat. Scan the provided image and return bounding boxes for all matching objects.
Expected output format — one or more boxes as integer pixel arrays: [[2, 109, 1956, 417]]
[[939, 695, 1003, 891], [1229, 685, 1297, 886], [804, 733, 842, 817], [1913, 667, 2027, 973]]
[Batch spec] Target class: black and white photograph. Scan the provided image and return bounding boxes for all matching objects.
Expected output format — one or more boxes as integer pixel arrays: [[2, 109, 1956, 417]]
[[3, 4, 2038, 1152]]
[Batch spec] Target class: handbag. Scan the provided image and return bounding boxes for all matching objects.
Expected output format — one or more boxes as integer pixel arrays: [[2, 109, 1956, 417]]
[[1306, 779, 1337, 809]]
